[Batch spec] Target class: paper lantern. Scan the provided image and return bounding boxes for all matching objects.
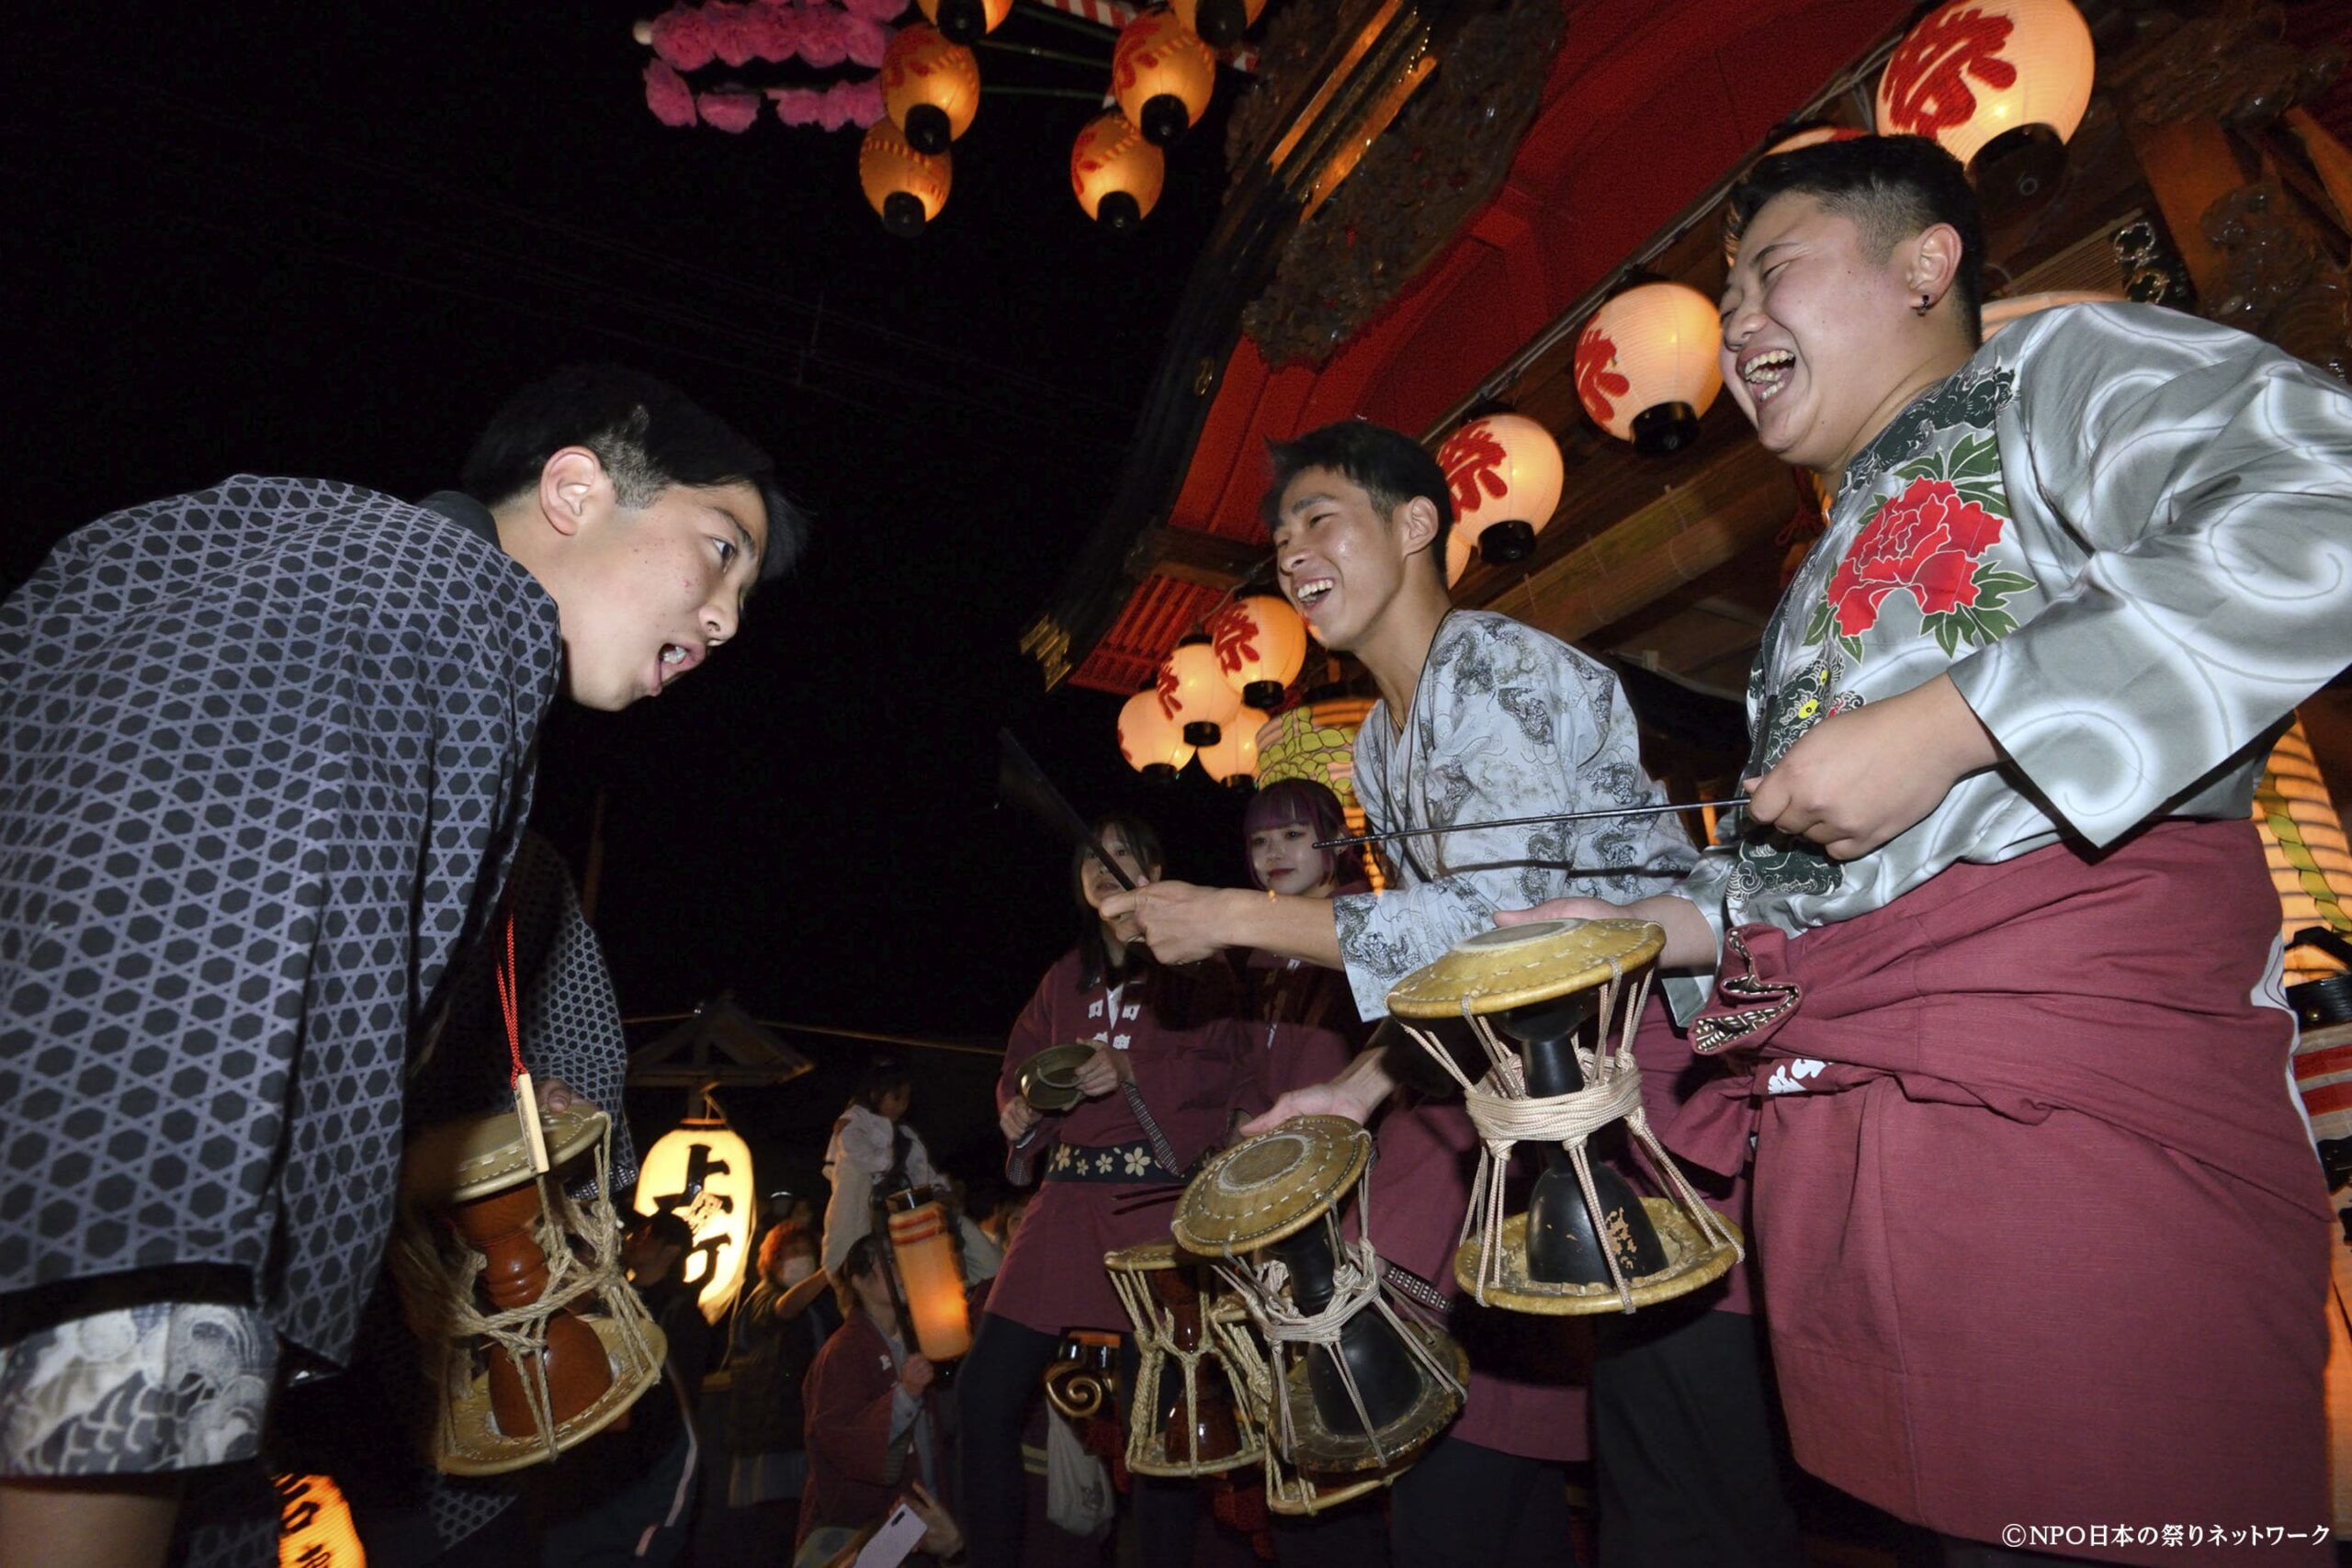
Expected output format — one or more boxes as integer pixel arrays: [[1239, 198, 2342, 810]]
[[1576, 283, 1724, 456], [1169, 0, 1265, 48], [887, 1198, 973, 1360], [1159, 636, 1241, 747], [1204, 593, 1307, 710], [881, 26, 979, 153], [276, 1474, 367, 1567], [1198, 705, 1267, 786], [1071, 112, 1166, 233], [1114, 8, 1216, 146], [859, 119, 951, 238], [2256, 717, 2352, 987], [1444, 527, 1474, 587], [635, 1119, 756, 1324], [1435, 412, 1565, 566], [918, 0, 1012, 45], [1874, 0, 2094, 210], [1119, 686, 1195, 780]]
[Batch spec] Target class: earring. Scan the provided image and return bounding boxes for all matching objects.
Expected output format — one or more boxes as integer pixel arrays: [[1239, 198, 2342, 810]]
[[1914, 292, 1933, 316]]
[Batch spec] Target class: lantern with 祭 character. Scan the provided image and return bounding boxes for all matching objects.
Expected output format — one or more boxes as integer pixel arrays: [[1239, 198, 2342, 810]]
[[634, 1116, 757, 1323], [859, 118, 952, 236], [1205, 593, 1307, 711], [1436, 412, 1564, 565], [1162, 635, 1243, 747], [1874, 0, 2094, 213], [1575, 283, 1724, 456], [1120, 685, 1195, 779]]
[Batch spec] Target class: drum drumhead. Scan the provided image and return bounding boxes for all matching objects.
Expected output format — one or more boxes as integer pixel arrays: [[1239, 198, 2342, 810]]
[[402, 1102, 610, 1207], [1018, 1043, 1098, 1112], [1172, 1117, 1371, 1257], [1384, 918, 1664, 1020]]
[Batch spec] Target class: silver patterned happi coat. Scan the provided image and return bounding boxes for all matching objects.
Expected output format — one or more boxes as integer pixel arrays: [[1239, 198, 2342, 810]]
[[1677, 302, 2352, 961], [1333, 610, 1699, 1019], [0, 478, 560, 1365]]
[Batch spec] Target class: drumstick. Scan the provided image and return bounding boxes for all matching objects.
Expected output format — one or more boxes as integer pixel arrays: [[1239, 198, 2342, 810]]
[[997, 728, 1136, 893], [1314, 796, 1748, 852]]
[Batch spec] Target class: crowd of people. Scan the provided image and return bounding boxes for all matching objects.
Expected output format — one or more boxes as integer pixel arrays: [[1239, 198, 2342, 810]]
[[5, 131, 2351, 1568]]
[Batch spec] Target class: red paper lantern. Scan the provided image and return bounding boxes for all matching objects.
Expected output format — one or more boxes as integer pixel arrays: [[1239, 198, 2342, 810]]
[[1575, 283, 1723, 456], [1070, 112, 1166, 233], [1436, 412, 1564, 566], [882, 26, 980, 154], [1114, 7, 1216, 146], [1874, 0, 2094, 210]]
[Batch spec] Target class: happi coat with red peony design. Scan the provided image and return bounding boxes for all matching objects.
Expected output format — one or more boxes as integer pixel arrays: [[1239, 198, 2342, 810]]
[[1673, 301, 2352, 953]]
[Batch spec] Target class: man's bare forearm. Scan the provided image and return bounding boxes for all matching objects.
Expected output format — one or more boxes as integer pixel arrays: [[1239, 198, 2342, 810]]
[[1218, 888, 1345, 968]]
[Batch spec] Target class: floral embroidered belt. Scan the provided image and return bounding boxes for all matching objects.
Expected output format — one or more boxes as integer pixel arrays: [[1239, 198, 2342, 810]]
[[1042, 1139, 1182, 1185]]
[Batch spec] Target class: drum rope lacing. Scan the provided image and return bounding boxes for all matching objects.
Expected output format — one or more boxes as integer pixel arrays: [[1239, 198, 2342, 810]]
[[1211, 1175, 1465, 1471], [1110, 1261, 1264, 1476], [1395, 960, 1742, 1312]]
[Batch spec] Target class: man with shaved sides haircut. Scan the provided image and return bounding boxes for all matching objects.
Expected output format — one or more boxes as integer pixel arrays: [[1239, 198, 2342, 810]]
[[1527, 133, 2352, 1564]]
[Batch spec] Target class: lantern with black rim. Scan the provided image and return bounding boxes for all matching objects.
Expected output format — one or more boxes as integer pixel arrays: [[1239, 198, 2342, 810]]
[[1204, 593, 1307, 713], [1436, 412, 1564, 567], [1575, 282, 1723, 457], [1119, 686, 1194, 781], [1169, 0, 1264, 49], [1071, 111, 1165, 233], [1114, 7, 1217, 146], [1874, 0, 2094, 215], [917, 0, 1012, 46], [859, 118, 952, 237], [1162, 635, 1242, 748], [882, 26, 980, 155]]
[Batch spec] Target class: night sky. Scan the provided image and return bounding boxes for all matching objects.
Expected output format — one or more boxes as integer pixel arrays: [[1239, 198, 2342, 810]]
[[14, 1, 1270, 1180]]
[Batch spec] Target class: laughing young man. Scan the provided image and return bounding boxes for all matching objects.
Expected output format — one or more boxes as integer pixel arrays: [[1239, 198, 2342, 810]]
[[0, 367, 805, 1568], [1105, 422, 1801, 1568], [1519, 135, 2352, 1566]]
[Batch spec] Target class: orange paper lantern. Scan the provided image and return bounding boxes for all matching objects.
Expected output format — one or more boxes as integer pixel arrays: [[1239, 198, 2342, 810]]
[[1576, 283, 1724, 455], [858, 118, 952, 237], [1170, 0, 1265, 48], [1071, 111, 1166, 232], [1436, 412, 1565, 566], [888, 1198, 974, 1360], [1198, 705, 1268, 786], [1204, 593, 1307, 710], [1119, 686, 1195, 779], [882, 26, 980, 153], [1114, 7, 1216, 146], [1875, 0, 2094, 209], [917, 0, 1013, 44]]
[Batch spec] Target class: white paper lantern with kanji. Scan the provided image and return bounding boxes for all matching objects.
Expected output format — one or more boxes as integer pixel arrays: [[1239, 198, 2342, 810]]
[[1198, 705, 1267, 786], [1161, 636, 1242, 747], [1119, 686, 1194, 779], [635, 1120, 756, 1324], [1575, 283, 1724, 456], [1874, 0, 2094, 209], [1434, 412, 1564, 567], [1204, 594, 1307, 711]]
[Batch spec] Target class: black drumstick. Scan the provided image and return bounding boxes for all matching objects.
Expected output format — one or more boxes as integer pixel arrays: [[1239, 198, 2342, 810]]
[[996, 728, 1136, 893]]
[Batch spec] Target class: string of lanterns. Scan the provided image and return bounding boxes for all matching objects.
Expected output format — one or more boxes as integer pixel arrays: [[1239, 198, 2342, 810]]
[[864, 0, 1234, 235], [1117, 593, 1306, 784]]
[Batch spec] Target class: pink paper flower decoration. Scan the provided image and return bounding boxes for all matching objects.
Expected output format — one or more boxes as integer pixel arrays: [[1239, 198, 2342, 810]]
[[644, 60, 700, 126], [840, 15, 889, 67], [706, 1, 759, 67], [769, 86, 826, 126], [696, 88, 764, 131], [649, 7, 717, 70], [840, 0, 908, 22], [836, 77, 887, 127]]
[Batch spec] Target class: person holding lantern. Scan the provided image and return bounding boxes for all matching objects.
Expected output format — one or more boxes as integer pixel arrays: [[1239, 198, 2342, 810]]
[[822, 1060, 943, 1274], [1101, 422, 1800, 1568], [1504, 133, 2352, 1563], [956, 815, 1254, 1568]]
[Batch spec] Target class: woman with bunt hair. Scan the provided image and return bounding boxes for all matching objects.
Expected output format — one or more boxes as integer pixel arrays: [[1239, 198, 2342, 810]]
[[1236, 779, 1371, 1112], [955, 816, 1254, 1568], [820, 1059, 940, 1274]]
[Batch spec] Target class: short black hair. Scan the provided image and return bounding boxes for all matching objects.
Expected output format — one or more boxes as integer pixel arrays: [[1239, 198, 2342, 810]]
[[853, 1059, 914, 1113], [1726, 135, 1985, 343], [1261, 421, 1453, 582], [460, 364, 808, 581], [639, 1210, 694, 1253]]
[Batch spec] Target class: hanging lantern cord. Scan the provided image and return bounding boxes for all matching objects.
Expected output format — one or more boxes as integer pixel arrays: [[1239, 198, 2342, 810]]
[[1014, 0, 1122, 36], [983, 84, 1115, 102]]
